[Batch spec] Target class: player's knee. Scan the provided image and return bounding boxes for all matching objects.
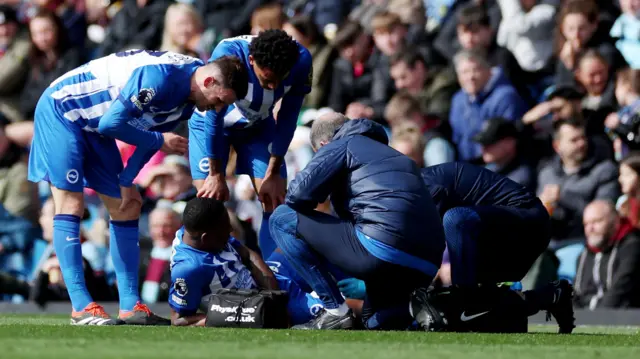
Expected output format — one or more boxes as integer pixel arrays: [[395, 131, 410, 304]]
[[50, 187, 84, 217], [270, 205, 297, 232], [108, 201, 142, 221], [443, 207, 480, 231], [192, 179, 205, 191]]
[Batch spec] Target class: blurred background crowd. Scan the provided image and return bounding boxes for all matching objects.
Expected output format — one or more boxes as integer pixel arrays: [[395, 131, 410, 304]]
[[1, 0, 640, 310]]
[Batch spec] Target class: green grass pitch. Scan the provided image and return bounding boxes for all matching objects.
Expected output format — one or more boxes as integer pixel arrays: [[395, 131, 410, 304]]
[[0, 315, 638, 359]]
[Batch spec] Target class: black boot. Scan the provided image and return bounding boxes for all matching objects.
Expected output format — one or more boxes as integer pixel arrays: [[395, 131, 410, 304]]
[[524, 279, 575, 334]]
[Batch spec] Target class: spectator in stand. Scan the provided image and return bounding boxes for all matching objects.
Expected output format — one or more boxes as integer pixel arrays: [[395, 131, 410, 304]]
[[283, 15, 337, 109], [449, 49, 528, 162], [575, 50, 617, 116], [140, 205, 181, 304], [389, 49, 459, 123], [159, 3, 204, 59], [435, 2, 505, 67], [192, 0, 263, 39], [554, 0, 625, 86], [137, 155, 196, 215], [339, 11, 399, 122], [384, 91, 456, 166], [20, 9, 82, 120], [0, 125, 41, 278], [496, 0, 558, 103], [606, 68, 640, 161], [0, 5, 30, 124], [33, 0, 87, 50], [250, 2, 285, 36], [617, 154, 640, 227], [390, 122, 426, 167], [473, 117, 535, 189], [97, 0, 169, 57], [328, 21, 391, 124], [610, 0, 640, 69], [574, 200, 640, 309], [537, 118, 620, 243]]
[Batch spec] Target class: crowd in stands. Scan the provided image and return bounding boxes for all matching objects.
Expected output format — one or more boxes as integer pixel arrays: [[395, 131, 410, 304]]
[[1, 0, 640, 310]]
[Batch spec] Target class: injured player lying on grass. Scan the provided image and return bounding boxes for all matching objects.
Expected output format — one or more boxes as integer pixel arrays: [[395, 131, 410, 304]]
[[168, 197, 330, 327]]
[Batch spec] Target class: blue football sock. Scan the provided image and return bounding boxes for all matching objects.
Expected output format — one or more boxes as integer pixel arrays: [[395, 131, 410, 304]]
[[259, 212, 277, 258], [53, 214, 92, 312], [110, 220, 141, 311]]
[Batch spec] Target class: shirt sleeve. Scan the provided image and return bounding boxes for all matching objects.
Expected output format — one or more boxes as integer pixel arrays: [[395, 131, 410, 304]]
[[168, 261, 207, 316], [98, 65, 178, 186]]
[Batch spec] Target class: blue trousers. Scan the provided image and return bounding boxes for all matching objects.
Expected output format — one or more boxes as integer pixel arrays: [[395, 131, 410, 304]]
[[442, 202, 551, 286], [270, 205, 432, 330]]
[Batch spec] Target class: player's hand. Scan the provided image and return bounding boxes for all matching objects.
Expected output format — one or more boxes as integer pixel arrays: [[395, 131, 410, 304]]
[[161, 133, 188, 155], [119, 185, 143, 213], [337, 278, 366, 300], [258, 174, 286, 212], [197, 173, 230, 201]]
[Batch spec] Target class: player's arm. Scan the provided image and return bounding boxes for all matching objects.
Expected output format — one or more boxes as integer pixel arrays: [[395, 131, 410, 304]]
[[231, 238, 279, 290], [98, 66, 182, 187], [169, 262, 208, 326], [267, 57, 313, 175], [285, 140, 347, 213], [197, 40, 241, 199]]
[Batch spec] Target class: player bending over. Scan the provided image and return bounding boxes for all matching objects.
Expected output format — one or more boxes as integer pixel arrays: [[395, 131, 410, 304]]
[[169, 197, 324, 327], [188, 30, 312, 258], [28, 50, 248, 325], [412, 162, 575, 333]]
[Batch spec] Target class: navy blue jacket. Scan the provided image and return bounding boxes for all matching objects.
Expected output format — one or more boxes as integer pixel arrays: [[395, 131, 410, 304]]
[[421, 162, 542, 218], [286, 119, 445, 265]]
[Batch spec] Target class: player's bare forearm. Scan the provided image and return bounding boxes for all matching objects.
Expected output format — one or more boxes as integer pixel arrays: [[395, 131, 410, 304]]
[[208, 158, 226, 177], [239, 245, 279, 290], [265, 155, 284, 178], [170, 310, 206, 327]]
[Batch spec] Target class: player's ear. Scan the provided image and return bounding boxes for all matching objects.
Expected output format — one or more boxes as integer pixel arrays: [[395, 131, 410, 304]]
[[248, 55, 254, 66], [203, 76, 216, 89], [199, 232, 208, 243]]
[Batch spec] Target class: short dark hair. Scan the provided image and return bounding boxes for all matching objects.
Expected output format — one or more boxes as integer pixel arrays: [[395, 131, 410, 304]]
[[457, 3, 490, 29], [212, 55, 249, 99], [391, 49, 426, 68], [183, 197, 228, 235], [553, 117, 585, 139], [333, 20, 364, 50], [249, 29, 300, 77]]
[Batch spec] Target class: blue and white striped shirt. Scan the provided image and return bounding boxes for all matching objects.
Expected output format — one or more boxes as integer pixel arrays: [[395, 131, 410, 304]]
[[46, 49, 202, 186]]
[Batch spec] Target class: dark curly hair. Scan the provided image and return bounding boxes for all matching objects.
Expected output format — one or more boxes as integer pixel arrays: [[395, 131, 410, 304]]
[[249, 29, 300, 77]]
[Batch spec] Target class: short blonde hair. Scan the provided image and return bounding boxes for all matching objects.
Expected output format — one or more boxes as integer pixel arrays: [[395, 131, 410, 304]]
[[391, 121, 426, 153]]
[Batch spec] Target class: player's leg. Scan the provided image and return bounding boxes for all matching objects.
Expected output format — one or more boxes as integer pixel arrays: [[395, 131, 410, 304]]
[[462, 204, 574, 333], [83, 136, 169, 325], [269, 205, 356, 330], [232, 123, 286, 259], [188, 113, 230, 190], [28, 97, 116, 325]]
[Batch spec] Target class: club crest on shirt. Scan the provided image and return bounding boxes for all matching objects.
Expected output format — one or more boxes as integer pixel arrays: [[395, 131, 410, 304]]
[[130, 88, 156, 110]]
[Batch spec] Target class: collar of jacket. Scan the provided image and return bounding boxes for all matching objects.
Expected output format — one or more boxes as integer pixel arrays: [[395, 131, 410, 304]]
[[587, 217, 635, 253]]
